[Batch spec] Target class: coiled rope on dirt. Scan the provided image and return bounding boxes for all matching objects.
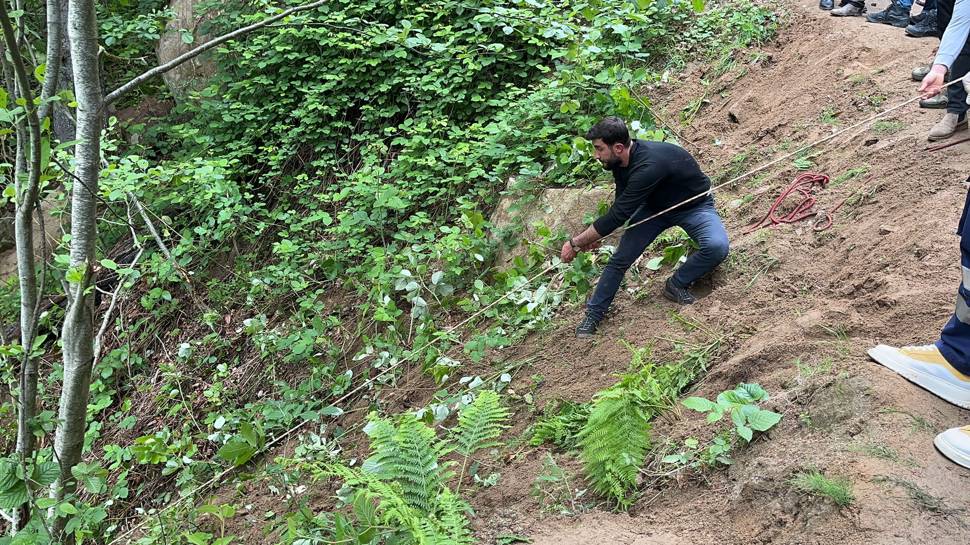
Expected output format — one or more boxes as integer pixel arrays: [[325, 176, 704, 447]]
[[745, 172, 842, 233], [104, 76, 969, 545]]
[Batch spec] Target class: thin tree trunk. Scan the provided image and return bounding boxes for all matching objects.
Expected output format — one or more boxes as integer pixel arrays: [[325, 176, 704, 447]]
[[51, 0, 100, 540], [0, 0, 46, 533], [53, 0, 74, 143], [39, 0, 66, 123]]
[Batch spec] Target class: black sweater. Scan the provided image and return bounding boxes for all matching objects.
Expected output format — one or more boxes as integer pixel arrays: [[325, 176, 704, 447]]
[[592, 140, 712, 236]]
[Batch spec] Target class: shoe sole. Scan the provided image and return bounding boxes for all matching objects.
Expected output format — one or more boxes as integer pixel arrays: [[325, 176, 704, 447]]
[[927, 121, 969, 142], [866, 18, 908, 27], [576, 332, 595, 339], [934, 431, 970, 470], [868, 345, 970, 409], [919, 101, 948, 109]]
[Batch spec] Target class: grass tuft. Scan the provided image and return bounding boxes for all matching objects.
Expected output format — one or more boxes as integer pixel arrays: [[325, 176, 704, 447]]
[[791, 470, 855, 507]]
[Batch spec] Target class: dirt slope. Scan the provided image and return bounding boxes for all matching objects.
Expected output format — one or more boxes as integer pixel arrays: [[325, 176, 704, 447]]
[[471, 1, 970, 543]]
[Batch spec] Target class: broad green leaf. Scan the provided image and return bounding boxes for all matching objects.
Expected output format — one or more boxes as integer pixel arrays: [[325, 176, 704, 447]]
[[217, 439, 256, 467], [100, 258, 118, 270], [730, 408, 745, 428], [0, 482, 28, 509], [0, 460, 18, 491], [57, 502, 78, 516], [320, 405, 344, 417], [691, 0, 706, 12], [747, 409, 783, 432], [239, 422, 260, 447], [681, 397, 716, 412], [34, 461, 59, 486], [184, 532, 212, 545], [645, 256, 664, 271], [736, 425, 753, 442], [739, 383, 767, 401]]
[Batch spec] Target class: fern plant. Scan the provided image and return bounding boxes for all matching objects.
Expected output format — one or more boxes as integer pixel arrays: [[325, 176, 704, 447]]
[[577, 384, 652, 508], [330, 464, 473, 545], [578, 344, 707, 508], [530, 399, 589, 450], [362, 414, 453, 514], [451, 390, 510, 491], [326, 393, 509, 544]]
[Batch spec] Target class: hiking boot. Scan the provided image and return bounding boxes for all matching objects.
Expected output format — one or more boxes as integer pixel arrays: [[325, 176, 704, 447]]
[[935, 425, 970, 469], [906, 9, 940, 37], [927, 112, 968, 141], [662, 277, 696, 305], [831, 1, 866, 16], [868, 344, 970, 409], [575, 313, 600, 338], [866, 0, 911, 26], [919, 90, 948, 109], [820, 0, 834, 9], [912, 64, 931, 81]]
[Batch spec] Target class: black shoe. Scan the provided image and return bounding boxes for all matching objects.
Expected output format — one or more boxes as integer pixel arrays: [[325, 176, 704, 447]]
[[820, 0, 834, 10], [866, 0, 911, 27], [919, 89, 948, 109], [575, 314, 600, 338], [905, 9, 940, 37], [662, 278, 697, 305]]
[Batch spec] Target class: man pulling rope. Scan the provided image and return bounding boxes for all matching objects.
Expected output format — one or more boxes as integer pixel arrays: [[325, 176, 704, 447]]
[[560, 117, 730, 338]]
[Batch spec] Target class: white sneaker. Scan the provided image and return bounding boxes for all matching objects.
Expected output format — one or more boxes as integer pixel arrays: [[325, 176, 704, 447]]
[[868, 344, 970, 409], [935, 425, 970, 469]]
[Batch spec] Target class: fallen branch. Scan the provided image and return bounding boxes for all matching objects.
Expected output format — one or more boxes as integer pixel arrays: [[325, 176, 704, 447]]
[[103, 0, 328, 106]]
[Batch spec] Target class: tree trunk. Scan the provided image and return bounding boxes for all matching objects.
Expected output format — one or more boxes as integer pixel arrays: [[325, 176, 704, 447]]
[[52, 0, 75, 143], [0, 0, 47, 533], [51, 0, 100, 539]]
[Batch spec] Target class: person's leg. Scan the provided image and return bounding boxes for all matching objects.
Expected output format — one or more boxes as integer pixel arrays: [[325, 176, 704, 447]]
[[929, 3, 968, 141], [937, 190, 970, 375], [938, 0, 954, 31], [585, 209, 669, 322], [669, 198, 730, 288], [868, 187, 970, 409], [947, 49, 970, 119], [869, 188, 970, 470]]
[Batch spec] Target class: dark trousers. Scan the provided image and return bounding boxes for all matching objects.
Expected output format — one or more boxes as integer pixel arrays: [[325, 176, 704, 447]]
[[937, 189, 970, 374], [585, 197, 729, 321], [939, 0, 970, 116]]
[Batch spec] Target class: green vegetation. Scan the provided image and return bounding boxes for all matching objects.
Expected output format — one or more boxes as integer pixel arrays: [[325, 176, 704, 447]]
[[663, 383, 783, 470], [530, 400, 590, 450], [872, 119, 905, 135], [0, 0, 781, 540], [874, 476, 964, 516], [832, 166, 870, 186], [531, 453, 588, 515], [819, 106, 840, 126], [791, 470, 855, 507]]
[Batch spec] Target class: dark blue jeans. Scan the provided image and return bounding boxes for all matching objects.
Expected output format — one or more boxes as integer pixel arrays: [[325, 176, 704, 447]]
[[936, 187, 970, 375], [586, 197, 729, 321]]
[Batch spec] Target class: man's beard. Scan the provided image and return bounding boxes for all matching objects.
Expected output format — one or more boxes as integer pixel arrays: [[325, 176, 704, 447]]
[[600, 155, 621, 170]]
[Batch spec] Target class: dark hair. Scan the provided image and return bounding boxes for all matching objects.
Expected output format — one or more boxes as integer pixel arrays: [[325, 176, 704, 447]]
[[585, 117, 631, 146]]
